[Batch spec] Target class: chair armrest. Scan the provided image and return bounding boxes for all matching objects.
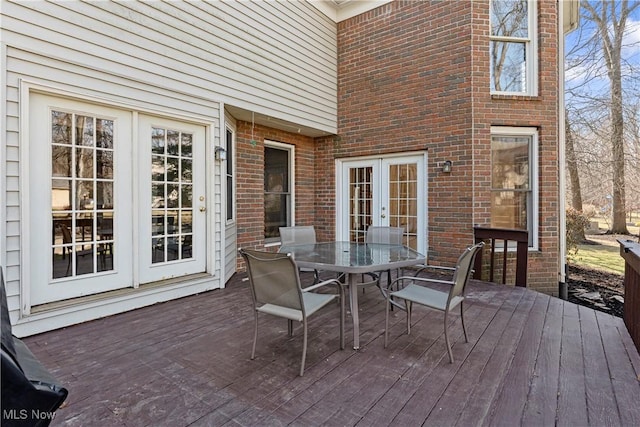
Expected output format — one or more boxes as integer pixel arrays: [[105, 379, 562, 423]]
[[303, 278, 343, 293]]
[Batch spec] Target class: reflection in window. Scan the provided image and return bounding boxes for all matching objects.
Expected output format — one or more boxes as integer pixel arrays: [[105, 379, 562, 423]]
[[490, 0, 534, 94], [490, 128, 537, 247], [388, 163, 418, 249], [349, 167, 373, 243], [264, 144, 292, 240], [151, 127, 194, 263], [226, 128, 234, 221], [51, 110, 115, 279]]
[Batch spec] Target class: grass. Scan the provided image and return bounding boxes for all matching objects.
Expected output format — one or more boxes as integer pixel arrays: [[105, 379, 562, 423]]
[[566, 213, 639, 275], [568, 243, 625, 275]]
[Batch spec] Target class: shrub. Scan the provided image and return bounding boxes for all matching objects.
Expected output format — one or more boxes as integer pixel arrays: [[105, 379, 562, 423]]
[[566, 207, 591, 255]]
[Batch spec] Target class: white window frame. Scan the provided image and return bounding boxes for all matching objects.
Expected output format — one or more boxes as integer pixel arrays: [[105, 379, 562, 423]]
[[225, 125, 236, 224], [490, 126, 539, 249], [490, 0, 538, 96], [264, 140, 295, 244]]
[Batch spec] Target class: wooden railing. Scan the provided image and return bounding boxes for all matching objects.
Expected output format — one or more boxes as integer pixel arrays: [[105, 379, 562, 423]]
[[473, 226, 528, 287], [619, 239, 640, 354]]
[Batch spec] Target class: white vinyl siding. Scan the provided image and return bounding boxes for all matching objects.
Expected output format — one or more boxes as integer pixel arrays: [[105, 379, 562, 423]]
[[0, 0, 337, 333], [0, 0, 337, 132]]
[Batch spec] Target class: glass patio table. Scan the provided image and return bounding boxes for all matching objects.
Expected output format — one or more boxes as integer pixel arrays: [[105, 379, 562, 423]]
[[279, 241, 426, 349]]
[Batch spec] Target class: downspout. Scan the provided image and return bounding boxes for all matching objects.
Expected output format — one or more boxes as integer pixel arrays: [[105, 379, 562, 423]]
[[558, 0, 568, 299]]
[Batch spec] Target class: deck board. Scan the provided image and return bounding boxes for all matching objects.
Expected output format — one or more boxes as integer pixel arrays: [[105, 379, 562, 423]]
[[21, 272, 640, 427]]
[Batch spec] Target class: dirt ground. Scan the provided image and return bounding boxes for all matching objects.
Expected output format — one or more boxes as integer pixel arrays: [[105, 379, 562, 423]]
[[566, 264, 624, 318], [566, 233, 630, 318]]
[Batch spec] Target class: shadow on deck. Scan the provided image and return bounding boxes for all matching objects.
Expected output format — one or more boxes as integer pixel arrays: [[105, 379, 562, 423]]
[[23, 272, 640, 426]]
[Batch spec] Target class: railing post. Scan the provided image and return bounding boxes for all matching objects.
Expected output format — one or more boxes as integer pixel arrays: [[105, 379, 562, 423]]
[[473, 226, 528, 287], [619, 239, 640, 354]]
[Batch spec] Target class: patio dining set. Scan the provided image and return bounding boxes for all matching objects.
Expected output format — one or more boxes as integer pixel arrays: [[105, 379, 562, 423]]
[[240, 225, 484, 376]]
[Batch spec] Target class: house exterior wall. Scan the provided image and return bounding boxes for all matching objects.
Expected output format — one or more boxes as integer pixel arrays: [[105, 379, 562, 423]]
[[318, 0, 560, 294], [0, 0, 337, 335], [471, 0, 560, 294], [235, 121, 317, 254]]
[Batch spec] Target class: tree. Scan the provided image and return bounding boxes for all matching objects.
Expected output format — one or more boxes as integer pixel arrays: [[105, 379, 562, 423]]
[[566, 0, 640, 234]]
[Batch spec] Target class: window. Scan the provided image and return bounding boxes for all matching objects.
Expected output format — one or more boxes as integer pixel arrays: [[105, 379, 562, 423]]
[[225, 127, 234, 222], [264, 142, 293, 240], [51, 111, 115, 278], [490, 0, 536, 94], [490, 127, 538, 248]]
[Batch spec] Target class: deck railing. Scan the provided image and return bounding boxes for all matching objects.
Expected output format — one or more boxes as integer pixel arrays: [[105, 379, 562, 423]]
[[619, 239, 640, 353], [473, 226, 528, 287]]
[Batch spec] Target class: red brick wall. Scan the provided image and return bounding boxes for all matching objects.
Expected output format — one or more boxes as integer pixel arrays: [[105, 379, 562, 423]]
[[326, 0, 475, 265], [235, 121, 316, 263], [325, 0, 560, 294], [471, 0, 560, 294], [234, 0, 561, 294]]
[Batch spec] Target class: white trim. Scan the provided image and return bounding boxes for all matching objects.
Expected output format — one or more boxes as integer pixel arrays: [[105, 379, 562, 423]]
[[490, 126, 539, 250], [12, 276, 219, 338], [224, 110, 237, 227], [309, 0, 393, 23], [20, 80, 217, 126], [0, 42, 7, 275], [18, 79, 32, 315]]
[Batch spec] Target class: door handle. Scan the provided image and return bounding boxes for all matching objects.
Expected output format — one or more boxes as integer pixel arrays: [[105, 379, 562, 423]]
[[381, 214, 386, 218], [199, 206, 206, 212]]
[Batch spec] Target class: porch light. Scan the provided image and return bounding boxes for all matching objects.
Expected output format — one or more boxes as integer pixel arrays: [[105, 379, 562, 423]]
[[215, 146, 227, 161], [442, 160, 452, 173]]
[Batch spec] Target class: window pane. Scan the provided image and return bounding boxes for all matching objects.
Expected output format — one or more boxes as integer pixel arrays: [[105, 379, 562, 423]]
[[491, 41, 526, 92], [491, 135, 530, 190], [491, 0, 528, 37], [264, 146, 291, 239], [491, 190, 528, 230]]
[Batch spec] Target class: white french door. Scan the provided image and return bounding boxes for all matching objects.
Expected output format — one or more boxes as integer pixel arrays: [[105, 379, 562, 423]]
[[28, 95, 209, 306], [137, 115, 207, 284], [29, 94, 134, 305], [338, 154, 427, 253]]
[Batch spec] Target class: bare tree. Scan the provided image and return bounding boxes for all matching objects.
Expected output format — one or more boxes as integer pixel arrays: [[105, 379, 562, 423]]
[[583, 0, 638, 233], [566, 0, 640, 234]]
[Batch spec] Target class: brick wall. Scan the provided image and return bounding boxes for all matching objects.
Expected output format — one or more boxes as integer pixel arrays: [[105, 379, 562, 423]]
[[325, 0, 560, 294], [471, 0, 560, 294], [234, 0, 561, 294], [235, 121, 316, 266]]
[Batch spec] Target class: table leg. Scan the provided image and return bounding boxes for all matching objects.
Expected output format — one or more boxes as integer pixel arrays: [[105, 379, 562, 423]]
[[348, 273, 360, 350]]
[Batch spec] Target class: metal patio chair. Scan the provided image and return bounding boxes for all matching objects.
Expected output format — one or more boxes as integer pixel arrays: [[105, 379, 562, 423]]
[[279, 226, 322, 284], [239, 248, 345, 376], [383, 242, 485, 363], [365, 226, 405, 292]]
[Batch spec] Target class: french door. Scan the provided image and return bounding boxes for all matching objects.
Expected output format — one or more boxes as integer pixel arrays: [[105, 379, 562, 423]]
[[338, 154, 427, 253], [28, 94, 208, 305], [137, 115, 207, 284], [29, 94, 134, 305]]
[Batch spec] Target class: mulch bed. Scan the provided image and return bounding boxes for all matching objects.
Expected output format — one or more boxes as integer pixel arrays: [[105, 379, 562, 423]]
[[566, 264, 624, 318]]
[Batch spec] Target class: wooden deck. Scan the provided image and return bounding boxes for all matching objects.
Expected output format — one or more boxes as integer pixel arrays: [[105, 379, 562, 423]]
[[24, 272, 640, 426]]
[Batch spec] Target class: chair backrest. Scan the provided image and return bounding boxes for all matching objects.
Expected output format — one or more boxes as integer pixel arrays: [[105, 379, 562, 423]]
[[239, 248, 304, 312], [449, 242, 485, 303], [366, 226, 404, 245], [279, 226, 316, 245], [59, 224, 72, 244]]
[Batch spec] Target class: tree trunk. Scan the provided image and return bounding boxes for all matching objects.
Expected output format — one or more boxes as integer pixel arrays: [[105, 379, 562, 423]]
[[565, 109, 585, 240], [585, 0, 632, 234]]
